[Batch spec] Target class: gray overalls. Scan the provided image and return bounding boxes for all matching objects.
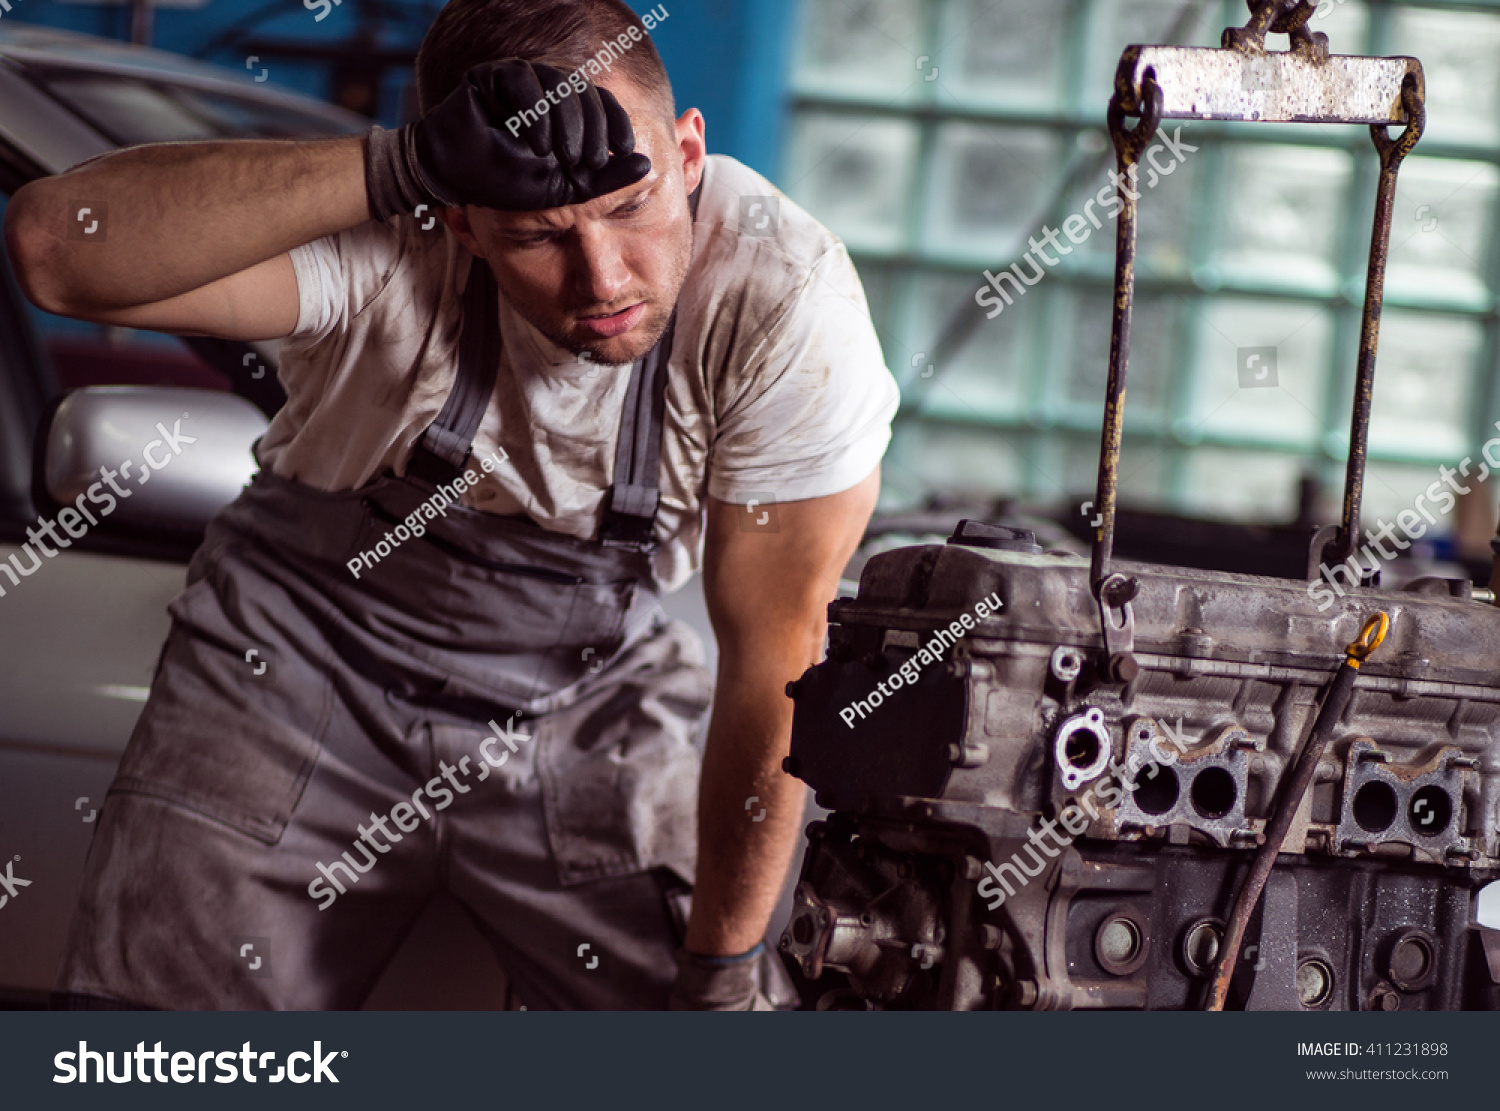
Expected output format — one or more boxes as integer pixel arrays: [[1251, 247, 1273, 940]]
[[57, 233, 732, 1009]]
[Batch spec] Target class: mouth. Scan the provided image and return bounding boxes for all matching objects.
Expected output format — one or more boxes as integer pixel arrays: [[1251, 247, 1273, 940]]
[[577, 302, 648, 339]]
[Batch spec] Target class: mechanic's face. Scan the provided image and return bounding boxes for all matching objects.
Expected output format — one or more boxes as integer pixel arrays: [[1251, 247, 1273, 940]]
[[444, 78, 706, 367]]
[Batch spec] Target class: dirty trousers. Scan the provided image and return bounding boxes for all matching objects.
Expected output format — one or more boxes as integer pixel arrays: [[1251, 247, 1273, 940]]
[[55, 470, 713, 1010]]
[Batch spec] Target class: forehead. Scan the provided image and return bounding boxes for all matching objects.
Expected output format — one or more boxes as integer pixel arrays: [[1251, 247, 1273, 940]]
[[597, 72, 675, 163]]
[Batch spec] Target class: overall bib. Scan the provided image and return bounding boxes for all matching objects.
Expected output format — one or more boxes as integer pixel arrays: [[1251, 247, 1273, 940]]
[[57, 234, 741, 1010]]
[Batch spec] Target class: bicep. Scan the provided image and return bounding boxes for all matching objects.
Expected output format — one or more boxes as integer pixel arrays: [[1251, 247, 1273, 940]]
[[76, 252, 301, 341], [703, 467, 880, 660]]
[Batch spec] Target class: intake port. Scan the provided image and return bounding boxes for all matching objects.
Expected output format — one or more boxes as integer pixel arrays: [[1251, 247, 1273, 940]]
[[1407, 785, 1452, 837], [1064, 731, 1100, 774], [1053, 708, 1112, 790], [1190, 766, 1237, 820], [1352, 780, 1398, 833], [1132, 765, 1179, 815]]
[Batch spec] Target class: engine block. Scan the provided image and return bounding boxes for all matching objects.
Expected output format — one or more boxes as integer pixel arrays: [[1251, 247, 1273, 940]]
[[780, 531, 1500, 1009]]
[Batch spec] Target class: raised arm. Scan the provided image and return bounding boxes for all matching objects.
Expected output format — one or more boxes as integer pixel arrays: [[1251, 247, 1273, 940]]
[[4, 137, 367, 339], [3, 58, 651, 342]]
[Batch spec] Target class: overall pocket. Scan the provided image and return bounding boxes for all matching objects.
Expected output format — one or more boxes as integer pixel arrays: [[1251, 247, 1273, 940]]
[[536, 617, 712, 886], [109, 543, 335, 845]]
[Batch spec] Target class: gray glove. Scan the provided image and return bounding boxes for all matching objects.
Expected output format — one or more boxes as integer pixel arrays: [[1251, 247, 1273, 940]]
[[364, 58, 651, 218], [668, 944, 776, 1011]]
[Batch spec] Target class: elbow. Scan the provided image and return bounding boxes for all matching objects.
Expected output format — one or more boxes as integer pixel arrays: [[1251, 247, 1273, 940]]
[[5, 183, 78, 316], [711, 602, 829, 680]]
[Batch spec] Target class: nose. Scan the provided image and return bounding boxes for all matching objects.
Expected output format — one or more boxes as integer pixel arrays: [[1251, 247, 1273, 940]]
[[569, 224, 631, 307]]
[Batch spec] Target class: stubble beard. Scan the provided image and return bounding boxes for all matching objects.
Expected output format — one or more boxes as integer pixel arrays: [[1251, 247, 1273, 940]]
[[503, 222, 695, 368]]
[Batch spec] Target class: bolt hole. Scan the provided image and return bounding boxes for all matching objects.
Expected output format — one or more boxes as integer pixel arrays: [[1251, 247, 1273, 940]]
[[1190, 766, 1237, 820], [1353, 780, 1398, 833], [1050, 647, 1084, 681]]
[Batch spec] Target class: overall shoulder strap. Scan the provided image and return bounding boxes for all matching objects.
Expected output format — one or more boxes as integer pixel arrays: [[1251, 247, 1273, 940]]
[[406, 256, 499, 486]]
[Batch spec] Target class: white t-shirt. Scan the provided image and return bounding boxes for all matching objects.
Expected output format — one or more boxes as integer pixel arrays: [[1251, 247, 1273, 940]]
[[264, 154, 900, 593]]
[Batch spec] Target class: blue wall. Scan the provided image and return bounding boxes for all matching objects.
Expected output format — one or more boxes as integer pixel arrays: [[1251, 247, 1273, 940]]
[[1, 0, 797, 177], [638, 0, 795, 178]]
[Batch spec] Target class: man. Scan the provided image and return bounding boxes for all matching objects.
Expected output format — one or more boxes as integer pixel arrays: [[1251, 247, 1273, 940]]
[[5, 0, 898, 1010]]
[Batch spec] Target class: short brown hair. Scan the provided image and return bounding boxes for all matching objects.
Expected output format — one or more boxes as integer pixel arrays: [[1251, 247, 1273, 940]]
[[415, 0, 675, 120]]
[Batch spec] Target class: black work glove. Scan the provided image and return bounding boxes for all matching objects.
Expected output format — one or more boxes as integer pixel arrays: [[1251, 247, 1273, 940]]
[[668, 944, 776, 1011], [364, 59, 652, 217]]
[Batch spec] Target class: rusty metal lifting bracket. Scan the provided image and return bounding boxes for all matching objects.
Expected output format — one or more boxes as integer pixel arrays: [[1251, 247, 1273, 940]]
[[1088, 0, 1425, 647]]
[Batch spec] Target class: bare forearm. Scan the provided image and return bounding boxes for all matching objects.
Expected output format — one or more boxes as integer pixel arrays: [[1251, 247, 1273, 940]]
[[684, 667, 808, 956], [5, 135, 369, 314], [686, 474, 879, 961]]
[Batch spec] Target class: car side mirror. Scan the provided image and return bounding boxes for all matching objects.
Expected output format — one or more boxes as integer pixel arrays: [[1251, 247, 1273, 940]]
[[34, 386, 267, 537]]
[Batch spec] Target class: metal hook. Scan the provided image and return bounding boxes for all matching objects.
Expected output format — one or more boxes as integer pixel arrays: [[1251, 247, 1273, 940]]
[[1107, 69, 1163, 167], [1346, 612, 1390, 666]]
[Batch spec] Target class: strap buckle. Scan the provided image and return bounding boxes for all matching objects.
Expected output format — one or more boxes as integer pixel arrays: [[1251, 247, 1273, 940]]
[[599, 482, 660, 550]]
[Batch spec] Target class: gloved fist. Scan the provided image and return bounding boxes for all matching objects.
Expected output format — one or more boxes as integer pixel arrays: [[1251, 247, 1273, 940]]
[[365, 58, 652, 218], [668, 944, 777, 1011]]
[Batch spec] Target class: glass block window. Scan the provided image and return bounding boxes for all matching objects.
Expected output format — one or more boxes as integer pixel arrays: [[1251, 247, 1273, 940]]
[[782, 0, 1500, 540]]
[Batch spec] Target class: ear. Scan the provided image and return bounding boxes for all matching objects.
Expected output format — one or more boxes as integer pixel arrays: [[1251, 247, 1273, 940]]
[[440, 206, 482, 256], [674, 108, 707, 196]]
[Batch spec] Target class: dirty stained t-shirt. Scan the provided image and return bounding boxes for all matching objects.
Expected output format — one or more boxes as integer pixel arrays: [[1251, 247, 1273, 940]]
[[262, 154, 901, 593]]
